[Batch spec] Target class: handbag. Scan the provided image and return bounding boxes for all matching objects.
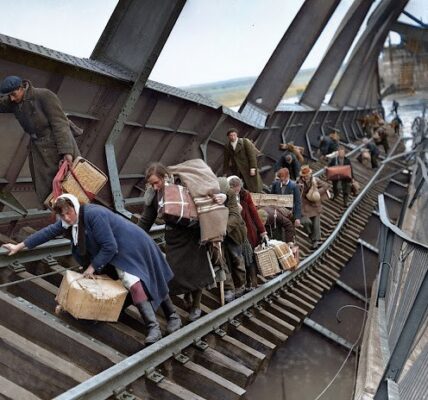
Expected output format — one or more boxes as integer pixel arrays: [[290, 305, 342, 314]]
[[158, 183, 198, 226], [326, 165, 352, 181]]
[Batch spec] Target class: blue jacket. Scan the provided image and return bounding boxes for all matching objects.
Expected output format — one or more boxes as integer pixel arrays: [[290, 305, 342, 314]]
[[24, 204, 173, 310], [271, 179, 302, 220]]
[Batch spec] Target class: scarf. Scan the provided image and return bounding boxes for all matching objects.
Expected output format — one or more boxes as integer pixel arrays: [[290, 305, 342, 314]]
[[57, 193, 80, 245]]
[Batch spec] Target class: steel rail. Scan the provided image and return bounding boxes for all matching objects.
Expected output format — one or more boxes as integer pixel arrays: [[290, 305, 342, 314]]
[[54, 137, 404, 400], [0, 238, 71, 268]]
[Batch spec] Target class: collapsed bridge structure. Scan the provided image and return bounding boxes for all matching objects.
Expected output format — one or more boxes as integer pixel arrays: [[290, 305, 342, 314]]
[[0, 1, 427, 399]]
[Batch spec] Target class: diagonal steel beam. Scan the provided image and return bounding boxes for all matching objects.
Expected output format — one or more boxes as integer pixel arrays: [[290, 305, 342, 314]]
[[97, 0, 186, 215], [329, 0, 409, 108], [239, 0, 340, 117], [300, 0, 374, 109]]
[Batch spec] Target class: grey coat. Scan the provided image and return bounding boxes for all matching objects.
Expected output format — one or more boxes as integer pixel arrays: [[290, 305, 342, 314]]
[[0, 80, 80, 204]]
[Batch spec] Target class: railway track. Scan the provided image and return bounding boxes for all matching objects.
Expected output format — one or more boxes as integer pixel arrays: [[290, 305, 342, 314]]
[[0, 140, 410, 400]]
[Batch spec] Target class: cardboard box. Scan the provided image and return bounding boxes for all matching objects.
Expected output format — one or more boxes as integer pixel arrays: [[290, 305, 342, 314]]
[[56, 271, 127, 322]]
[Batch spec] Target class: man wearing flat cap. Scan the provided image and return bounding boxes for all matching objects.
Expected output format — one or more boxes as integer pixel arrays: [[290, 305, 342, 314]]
[[0, 76, 80, 205]]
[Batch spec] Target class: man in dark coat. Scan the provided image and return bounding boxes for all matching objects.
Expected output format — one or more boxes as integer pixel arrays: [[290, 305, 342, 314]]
[[3, 194, 180, 345], [223, 128, 263, 193], [274, 151, 301, 180], [271, 168, 302, 228], [0, 76, 80, 205], [328, 146, 353, 207]]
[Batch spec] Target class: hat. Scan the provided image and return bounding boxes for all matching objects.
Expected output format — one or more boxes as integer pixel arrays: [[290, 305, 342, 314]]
[[300, 165, 312, 177], [0, 76, 23, 95]]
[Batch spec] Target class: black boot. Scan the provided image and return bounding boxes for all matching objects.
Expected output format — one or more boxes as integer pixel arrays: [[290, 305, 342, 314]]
[[188, 289, 202, 322], [161, 296, 182, 334], [136, 301, 162, 345]]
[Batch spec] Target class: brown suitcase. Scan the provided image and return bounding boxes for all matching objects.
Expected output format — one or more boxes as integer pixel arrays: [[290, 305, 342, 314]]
[[326, 165, 352, 181], [158, 183, 198, 226]]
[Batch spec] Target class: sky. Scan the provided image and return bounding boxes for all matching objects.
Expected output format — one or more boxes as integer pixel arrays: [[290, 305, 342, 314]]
[[0, 0, 426, 87]]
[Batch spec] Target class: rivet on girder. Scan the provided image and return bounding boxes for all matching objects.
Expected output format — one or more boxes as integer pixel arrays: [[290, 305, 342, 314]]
[[215, 328, 227, 337], [174, 353, 189, 364], [146, 369, 164, 383], [194, 340, 209, 351]]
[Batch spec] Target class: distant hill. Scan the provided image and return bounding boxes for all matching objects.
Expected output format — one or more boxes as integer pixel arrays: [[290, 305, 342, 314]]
[[182, 68, 317, 108]]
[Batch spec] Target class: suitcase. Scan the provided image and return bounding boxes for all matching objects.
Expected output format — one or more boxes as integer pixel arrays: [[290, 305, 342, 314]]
[[158, 183, 198, 226], [56, 271, 127, 322], [326, 165, 352, 181], [251, 193, 294, 208]]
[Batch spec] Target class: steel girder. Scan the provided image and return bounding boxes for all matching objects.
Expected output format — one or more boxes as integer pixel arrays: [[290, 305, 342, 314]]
[[239, 0, 340, 118], [300, 0, 374, 109], [329, 0, 409, 108], [91, 0, 186, 214]]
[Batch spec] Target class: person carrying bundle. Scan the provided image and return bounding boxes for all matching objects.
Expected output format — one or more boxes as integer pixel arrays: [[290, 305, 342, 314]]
[[297, 165, 329, 249], [327, 146, 353, 207], [0, 76, 80, 205], [140, 161, 227, 321], [2, 194, 178, 345]]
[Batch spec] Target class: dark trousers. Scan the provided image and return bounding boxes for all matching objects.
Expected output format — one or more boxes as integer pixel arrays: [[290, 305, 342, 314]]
[[301, 215, 321, 242], [223, 239, 246, 291], [332, 180, 351, 199]]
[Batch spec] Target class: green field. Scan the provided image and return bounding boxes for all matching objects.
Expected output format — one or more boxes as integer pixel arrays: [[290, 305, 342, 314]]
[[182, 68, 317, 108]]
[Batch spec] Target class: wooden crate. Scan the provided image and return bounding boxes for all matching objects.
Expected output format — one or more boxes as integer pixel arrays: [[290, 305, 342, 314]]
[[271, 241, 298, 270], [254, 245, 281, 277], [251, 193, 293, 208], [45, 157, 107, 207], [56, 271, 127, 322]]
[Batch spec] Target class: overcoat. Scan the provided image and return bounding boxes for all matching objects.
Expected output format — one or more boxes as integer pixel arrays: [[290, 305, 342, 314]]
[[239, 189, 266, 248], [139, 195, 214, 295], [24, 204, 173, 310], [223, 138, 263, 193], [297, 177, 329, 218], [0, 80, 80, 203]]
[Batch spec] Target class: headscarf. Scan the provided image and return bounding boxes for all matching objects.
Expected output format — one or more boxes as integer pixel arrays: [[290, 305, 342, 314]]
[[56, 194, 80, 245]]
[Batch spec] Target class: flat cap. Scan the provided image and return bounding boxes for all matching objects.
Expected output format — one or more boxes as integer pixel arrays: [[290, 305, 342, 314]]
[[0, 76, 23, 95]]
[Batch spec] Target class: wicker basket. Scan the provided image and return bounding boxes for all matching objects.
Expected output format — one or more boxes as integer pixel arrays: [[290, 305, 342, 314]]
[[271, 241, 298, 270], [251, 193, 293, 208], [254, 245, 281, 277], [45, 157, 107, 207]]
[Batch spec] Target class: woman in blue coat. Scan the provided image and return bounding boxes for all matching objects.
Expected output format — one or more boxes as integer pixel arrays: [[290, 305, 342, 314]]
[[2, 194, 181, 345]]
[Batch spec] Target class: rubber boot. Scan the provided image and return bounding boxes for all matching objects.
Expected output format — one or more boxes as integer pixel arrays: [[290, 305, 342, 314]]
[[161, 296, 182, 334], [188, 289, 202, 322], [136, 301, 162, 345]]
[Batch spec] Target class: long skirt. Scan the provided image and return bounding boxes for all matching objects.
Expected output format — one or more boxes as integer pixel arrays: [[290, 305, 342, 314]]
[[165, 224, 214, 295]]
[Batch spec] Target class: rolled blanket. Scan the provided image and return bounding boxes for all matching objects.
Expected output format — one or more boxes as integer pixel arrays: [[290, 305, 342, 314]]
[[168, 159, 228, 243]]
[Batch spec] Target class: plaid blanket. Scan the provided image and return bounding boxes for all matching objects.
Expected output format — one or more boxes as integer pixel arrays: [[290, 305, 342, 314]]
[[168, 159, 228, 243]]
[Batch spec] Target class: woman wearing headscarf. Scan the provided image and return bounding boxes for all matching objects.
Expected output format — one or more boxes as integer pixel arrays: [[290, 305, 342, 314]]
[[2, 194, 180, 345]]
